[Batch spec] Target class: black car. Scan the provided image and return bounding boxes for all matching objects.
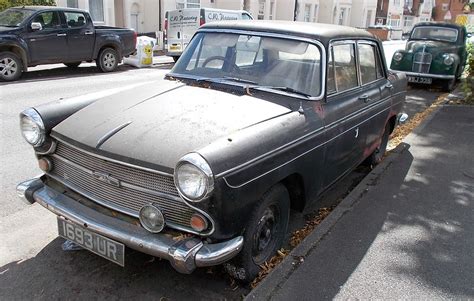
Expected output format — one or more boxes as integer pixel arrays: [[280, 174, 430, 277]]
[[17, 21, 407, 281], [0, 6, 136, 81]]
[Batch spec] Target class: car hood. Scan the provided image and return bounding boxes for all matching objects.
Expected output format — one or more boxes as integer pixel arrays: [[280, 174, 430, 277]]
[[406, 40, 457, 54], [0, 26, 19, 34], [52, 80, 292, 171]]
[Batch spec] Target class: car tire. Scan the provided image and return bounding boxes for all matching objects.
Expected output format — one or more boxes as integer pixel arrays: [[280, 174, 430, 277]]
[[97, 48, 119, 72], [224, 184, 290, 283], [172, 56, 179, 63], [365, 122, 391, 166], [64, 62, 81, 68], [0, 51, 23, 81]]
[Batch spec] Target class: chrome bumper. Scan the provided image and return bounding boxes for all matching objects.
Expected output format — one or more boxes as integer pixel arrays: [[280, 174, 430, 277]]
[[403, 71, 455, 79], [17, 178, 243, 274]]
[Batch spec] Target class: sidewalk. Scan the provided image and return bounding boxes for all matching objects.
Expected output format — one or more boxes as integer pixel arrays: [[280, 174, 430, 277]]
[[247, 104, 474, 299]]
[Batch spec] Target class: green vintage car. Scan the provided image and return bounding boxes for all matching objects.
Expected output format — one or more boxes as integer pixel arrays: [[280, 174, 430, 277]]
[[391, 22, 469, 91]]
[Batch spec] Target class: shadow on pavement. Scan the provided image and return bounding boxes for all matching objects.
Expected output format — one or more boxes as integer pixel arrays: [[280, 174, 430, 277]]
[[0, 237, 247, 300]]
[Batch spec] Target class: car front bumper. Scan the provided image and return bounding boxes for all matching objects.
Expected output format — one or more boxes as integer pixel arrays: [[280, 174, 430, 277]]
[[17, 178, 243, 274], [402, 71, 455, 80]]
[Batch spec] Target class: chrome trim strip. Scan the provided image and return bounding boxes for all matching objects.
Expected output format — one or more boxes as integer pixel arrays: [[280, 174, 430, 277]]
[[30, 184, 243, 273], [51, 136, 174, 177], [96, 121, 132, 149], [223, 105, 392, 188], [35, 140, 57, 155], [403, 71, 455, 79]]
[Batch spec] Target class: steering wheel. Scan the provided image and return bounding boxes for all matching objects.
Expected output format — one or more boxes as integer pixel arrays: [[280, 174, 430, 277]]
[[202, 56, 239, 71]]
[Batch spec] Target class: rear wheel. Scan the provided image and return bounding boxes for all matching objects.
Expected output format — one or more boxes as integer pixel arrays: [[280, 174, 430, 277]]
[[0, 52, 23, 81], [225, 184, 290, 282], [97, 48, 119, 72], [365, 123, 391, 166], [64, 62, 81, 68]]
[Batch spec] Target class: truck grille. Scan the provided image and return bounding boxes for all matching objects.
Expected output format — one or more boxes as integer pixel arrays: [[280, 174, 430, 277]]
[[48, 141, 197, 231], [412, 52, 432, 73]]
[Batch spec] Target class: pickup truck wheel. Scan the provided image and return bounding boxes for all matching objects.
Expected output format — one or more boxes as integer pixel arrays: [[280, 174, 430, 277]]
[[365, 123, 390, 166], [64, 62, 81, 68], [97, 48, 119, 72], [0, 52, 22, 81], [224, 184, 290, 282]]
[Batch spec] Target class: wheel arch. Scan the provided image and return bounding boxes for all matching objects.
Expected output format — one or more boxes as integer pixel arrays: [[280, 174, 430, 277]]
[[280, 173, 306, 212], [96, 42, 122, 59], [0, 44, 28, 71]]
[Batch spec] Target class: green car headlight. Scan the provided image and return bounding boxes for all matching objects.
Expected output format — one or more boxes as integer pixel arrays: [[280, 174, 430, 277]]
[[443, 54, 454, 66]]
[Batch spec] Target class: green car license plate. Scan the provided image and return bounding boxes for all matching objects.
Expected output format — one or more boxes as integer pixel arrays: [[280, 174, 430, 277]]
[[407, 76, 432, 84], [57, 218, 125, 266]]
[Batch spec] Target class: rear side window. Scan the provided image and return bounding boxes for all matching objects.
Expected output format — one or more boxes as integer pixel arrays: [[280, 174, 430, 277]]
[[358, 44, 377, 85], [333, 44, 358, 92], [65, 12, 87, 28]]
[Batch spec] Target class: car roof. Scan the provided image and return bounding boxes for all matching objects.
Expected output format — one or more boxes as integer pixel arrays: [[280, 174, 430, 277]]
[[413, 21, 465, 30], [200, 20, 376, 45], [12, 6, 88, 13]]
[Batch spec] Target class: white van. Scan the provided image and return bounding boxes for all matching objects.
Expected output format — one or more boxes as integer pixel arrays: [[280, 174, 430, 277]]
[[164, 8, 252, 61]]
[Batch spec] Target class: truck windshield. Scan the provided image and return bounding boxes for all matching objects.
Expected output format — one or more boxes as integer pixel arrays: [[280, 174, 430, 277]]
[[0, 8, 35, 27], [171, 32, 322, 97], [411, 26, 458, 43]]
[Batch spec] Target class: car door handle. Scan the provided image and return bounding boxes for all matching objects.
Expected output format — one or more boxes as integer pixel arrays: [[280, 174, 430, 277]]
[[359, 94, 370, 103], [57, 33, 67, 37], [385, 83, 394, 90], [85, 31, 94, 35]]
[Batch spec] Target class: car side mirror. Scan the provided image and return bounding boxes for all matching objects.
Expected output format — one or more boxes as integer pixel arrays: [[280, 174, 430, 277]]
[[31, 22, 42, 31], [468, 33, 472, 38]]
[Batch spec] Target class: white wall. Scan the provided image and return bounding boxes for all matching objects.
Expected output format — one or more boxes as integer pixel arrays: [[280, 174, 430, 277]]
[[350, 0, 376, 28], [56, 0, 116, 26], [318, 0, 352, 25]]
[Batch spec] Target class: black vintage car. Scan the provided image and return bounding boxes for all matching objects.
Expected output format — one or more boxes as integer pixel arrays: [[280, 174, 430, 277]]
[[17, 21, 407, 281], [0, 6, 136, 81], [390, 22, 469, 91]]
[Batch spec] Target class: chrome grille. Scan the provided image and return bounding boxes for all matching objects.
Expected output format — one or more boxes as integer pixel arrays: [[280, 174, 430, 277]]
[[49, 142, 196, 230], [412, 52, 432, 73]]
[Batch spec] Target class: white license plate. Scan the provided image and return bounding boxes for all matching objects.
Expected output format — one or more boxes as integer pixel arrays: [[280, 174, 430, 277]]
[[57, 218, 125, 266], [408, 76, 432, 84]]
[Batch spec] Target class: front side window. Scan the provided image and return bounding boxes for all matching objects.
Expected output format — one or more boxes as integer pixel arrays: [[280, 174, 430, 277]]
[[31, 11, 62, 30], [332, 44, 358, 92], [411, 26, 458, 42], [172, 32, 322, 97], [65, 12, 87, 28]]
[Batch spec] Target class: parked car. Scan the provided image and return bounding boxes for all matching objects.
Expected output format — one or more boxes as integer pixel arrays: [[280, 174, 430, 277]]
[[0, 6, 136, 81], [17, 21, 407, 282], [164, 8, 252, 61], [390, 22, 469, 91]]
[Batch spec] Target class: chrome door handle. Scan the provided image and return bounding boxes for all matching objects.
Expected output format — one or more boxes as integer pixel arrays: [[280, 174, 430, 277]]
[[57, 33, 67, 37], [85, 31, 94, 35], [359, 94, 370, 103], [385, 83, 394, 90]]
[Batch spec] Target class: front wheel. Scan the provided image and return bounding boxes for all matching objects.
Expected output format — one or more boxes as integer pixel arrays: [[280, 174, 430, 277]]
[[0, 52, 23, 81], [97, 48, 119, 72], [225, 184, 290, 282]]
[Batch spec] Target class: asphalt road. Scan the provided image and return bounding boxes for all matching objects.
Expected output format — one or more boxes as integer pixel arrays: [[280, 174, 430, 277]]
[[0, 59, 446, 300]]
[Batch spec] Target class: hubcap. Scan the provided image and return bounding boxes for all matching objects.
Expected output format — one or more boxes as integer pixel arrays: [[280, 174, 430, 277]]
[[0, 58, 18, 78], [103, 53, 116, 69], [252, 206, 279, 264]]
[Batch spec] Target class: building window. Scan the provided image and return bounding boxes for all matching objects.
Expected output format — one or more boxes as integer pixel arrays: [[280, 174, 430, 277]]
[[67, 0, 78, 8], [89, 0, 104, 22], [393, 0, 401, 6], [366, 9, 373, 27], [269, 1, 274, 20], [176, 0, 200, 9], [338, 7, 347, 25], [304, 4, 311, 22], [388, 17, 401, 27], [313, 4, 318, 22], [442, 3, 449, 11], [258, 0, 265, 20], [403, 16, 414, 27]]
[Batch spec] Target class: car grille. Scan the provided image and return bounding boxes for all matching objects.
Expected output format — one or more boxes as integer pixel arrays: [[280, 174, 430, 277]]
[[412, 52, 432, 73], [48, 141, 197, 231]]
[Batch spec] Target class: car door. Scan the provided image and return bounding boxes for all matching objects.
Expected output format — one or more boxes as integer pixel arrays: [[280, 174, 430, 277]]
[[25, 10, 68, 64], [322, 41, 368, 188], [63, 11, 95, 61]]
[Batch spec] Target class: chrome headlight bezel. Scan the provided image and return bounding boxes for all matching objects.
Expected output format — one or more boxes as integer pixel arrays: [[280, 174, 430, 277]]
[[174, 153, 214, 202], [393, 52, 404, 62], [20, 108, 46, 147], [443, 54, 454, 66]]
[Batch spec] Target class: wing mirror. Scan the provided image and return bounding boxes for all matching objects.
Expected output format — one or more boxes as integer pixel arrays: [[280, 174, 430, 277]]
[[467, 33, 472, 38], [31, 22, 42, 31]]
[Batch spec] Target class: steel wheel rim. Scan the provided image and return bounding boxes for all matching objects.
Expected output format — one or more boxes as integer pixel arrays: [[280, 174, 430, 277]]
[[0, 57, 18, 78], [103, 53, 116, 69], [252, 205, 280, 264]]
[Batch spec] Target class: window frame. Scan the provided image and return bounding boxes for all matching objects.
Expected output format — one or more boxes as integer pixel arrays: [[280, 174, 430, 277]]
[[30, 10, 63, 31], [356, 40, 386, 87], [64, 11, 88, 29], [327, 40, 360, 96]]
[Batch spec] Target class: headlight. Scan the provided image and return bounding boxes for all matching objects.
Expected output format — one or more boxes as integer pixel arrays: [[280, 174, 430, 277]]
[[443, 54, 454, 66], [393, 52, 403, 62], [174, 153, 214, 202], [20, 108, 45, 147]]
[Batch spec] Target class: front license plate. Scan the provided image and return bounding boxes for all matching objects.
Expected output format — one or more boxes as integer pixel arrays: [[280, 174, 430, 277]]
[[57, 218, 125, 266], [408, 76, 432, 84]]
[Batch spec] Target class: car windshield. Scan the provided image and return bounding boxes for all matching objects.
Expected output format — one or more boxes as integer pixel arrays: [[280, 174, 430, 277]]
[[0, 8, 35, 27], [411, 26, 458, 43], [171, 32, 322, 97]]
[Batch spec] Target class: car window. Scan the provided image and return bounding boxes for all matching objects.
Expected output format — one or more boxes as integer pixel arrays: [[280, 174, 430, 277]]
[[411, 26, 458, 43], [333, 44, 358, 92], [242, 13, 252, 20], [31, 11, 61, 30], [327, 48, 336, 94], [65, 12, 87, 28], [358, 44, 377, 85], [375, 46, 384, 79]]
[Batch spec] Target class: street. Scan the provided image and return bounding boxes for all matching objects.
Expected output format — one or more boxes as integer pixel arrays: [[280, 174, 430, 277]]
[[0, 43, 447, 299]]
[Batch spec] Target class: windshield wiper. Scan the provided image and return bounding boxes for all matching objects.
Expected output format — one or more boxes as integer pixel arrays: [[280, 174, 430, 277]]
[[256, 86, 312, 98], [220, 76, 259, 85]]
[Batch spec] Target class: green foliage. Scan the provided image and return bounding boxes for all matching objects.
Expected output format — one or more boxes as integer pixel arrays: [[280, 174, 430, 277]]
[[0, 0, 56, 12], [461, 42, 474, 104]]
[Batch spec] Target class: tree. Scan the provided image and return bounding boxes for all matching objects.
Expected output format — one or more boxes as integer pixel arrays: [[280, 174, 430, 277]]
[[0, 0, 56, 12]]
